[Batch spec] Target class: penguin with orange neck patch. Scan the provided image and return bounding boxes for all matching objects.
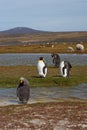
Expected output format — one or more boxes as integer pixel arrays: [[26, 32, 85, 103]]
[[16, 77, 30, 104], [37, 57, 47, 78]]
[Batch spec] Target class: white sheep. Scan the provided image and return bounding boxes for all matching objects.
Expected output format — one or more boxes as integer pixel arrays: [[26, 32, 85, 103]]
[[67, 46, 74, 52], [76, 44, 84, 52]]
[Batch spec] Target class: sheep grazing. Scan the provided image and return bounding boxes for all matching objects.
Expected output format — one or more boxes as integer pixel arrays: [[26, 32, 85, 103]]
[[67, 46, 74, 52], [76, 44, 84, 52]]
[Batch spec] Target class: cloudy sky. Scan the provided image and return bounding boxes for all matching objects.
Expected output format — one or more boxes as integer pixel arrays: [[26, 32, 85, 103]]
[[0, 0, 87, 32]]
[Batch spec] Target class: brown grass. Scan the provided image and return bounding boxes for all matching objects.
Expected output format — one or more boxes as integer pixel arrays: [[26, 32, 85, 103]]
[[0, 65, 86, 78], [0, 32, 87, 53], [0, 43, 87, 53]]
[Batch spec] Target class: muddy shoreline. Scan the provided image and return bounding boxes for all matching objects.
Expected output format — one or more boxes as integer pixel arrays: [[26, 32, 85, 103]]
[[0, 87, 87, 129], [0, 83, 87, 106]]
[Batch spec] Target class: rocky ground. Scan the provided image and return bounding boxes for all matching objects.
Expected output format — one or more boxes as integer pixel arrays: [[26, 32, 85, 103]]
[[0, 100, 87, 130]]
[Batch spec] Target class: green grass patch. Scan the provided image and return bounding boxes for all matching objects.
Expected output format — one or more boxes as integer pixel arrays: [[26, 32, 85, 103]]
[[0, 66, 87, 88]]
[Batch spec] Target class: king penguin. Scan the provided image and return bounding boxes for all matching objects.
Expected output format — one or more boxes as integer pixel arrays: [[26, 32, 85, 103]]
[[37, 57, 47, 77], [60, 61, 72, 78], [16, 77, 30, 104], [51, 53, 60, 67]]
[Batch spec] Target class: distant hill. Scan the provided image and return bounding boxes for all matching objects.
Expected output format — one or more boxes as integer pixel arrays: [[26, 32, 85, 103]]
[[0, 27, 87, 46], [0, 27, 45, 35]]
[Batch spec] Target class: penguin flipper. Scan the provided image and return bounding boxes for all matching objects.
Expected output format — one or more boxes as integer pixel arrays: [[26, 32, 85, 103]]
[[43, 66, 47, 74]]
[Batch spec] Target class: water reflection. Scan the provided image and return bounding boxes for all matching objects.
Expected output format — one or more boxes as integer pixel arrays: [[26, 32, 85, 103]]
[[0, 83, 87, 106]]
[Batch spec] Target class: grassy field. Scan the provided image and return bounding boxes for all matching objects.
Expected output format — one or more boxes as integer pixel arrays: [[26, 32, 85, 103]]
[[0, 43, 87, 53], [0, 32, 87, 129], [0, 31, 87, 53], [0, 32, 87, 87], [0, 66, 87, 88]]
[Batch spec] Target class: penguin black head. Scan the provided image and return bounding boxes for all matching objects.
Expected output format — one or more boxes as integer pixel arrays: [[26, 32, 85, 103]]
[[19, 77, 24, 86], [17, 77, 30, 104], [39, 57, 43, 60], [51, 53, 55, 57]]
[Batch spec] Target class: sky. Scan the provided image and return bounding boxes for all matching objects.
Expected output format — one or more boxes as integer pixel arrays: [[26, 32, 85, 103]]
[[0, 0, 87, 32]]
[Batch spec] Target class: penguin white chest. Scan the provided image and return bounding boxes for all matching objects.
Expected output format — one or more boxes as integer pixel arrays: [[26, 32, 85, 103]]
[[37, 61, 47, 77], [60, 61, 64, 75], [60, 61, 67, 77]]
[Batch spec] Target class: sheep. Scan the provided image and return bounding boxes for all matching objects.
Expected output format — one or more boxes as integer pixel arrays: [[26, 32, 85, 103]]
[[76, 44, 84, 52], [67, 46, 74, 52]]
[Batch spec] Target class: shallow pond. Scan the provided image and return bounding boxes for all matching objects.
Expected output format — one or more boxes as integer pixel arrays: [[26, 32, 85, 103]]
[[0, 83, 87, 106], [0, 53, 87, 66]]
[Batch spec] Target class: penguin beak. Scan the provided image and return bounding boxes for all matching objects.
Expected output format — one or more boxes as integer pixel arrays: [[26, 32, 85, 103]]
[[20, 80, 23, 83]]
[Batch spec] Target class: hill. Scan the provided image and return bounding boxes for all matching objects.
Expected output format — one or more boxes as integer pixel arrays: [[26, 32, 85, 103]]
[[0, 27, 45, 35], [0, 27, 87, 46]]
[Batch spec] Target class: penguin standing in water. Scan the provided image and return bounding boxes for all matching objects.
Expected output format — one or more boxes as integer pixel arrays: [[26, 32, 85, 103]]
[[37, 57, 47, 77], [51, 53, 60, 67], [60, 61, 72, 78], [16, 77, 30, 104]]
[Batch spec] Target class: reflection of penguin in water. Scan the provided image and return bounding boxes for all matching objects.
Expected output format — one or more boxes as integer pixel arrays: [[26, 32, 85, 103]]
[[16, 77, 30, 104], [60, 61, 72, 78], [37, 57, 47, 77], [51, 53, 60, 67]]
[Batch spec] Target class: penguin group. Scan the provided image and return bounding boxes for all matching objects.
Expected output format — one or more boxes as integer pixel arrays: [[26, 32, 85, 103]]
[[37, 53, 72, 78], [16, 53, 72, 104]]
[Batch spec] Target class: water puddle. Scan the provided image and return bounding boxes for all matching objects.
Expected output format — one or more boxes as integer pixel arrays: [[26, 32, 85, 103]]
[[0, 83, 87, 106]]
